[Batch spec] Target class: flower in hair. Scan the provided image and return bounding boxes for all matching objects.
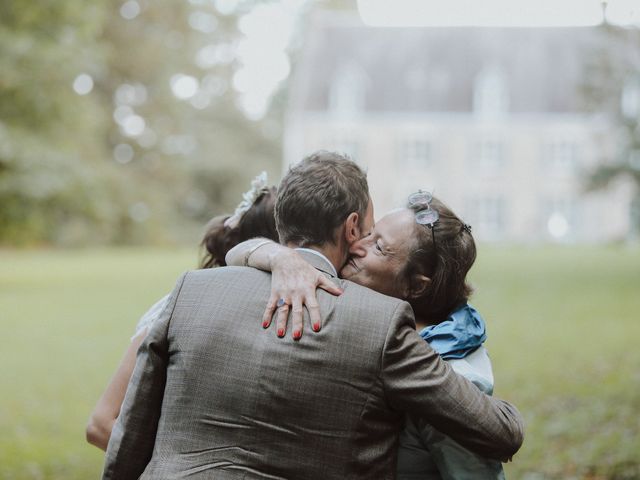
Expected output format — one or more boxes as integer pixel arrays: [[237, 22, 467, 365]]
[[224, 171, 268, 229]]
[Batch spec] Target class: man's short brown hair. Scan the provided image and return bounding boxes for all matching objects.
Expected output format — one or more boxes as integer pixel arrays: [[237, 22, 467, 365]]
[[275, 151, 370, 247]]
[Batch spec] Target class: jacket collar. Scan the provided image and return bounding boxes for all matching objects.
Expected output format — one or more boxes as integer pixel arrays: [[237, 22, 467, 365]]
[[294, 248, 338, 278]]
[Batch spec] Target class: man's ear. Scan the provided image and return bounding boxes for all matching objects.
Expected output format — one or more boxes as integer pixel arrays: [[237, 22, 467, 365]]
[[344, 212, 361, 244], [404, 274, 431, 300]]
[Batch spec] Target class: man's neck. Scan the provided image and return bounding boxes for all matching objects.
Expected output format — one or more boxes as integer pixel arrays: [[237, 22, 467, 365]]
[[286, 243, 345, 273]]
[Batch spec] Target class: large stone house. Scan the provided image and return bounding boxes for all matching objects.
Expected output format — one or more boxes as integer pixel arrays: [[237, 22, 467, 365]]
[[283, 12, 633, 243]]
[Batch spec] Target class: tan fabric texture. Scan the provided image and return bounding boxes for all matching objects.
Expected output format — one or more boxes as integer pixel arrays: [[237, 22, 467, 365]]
[[103, 252, 523, 480]]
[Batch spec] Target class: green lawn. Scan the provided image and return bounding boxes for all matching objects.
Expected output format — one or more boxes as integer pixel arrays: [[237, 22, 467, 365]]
[[1, 246, 639, 479]]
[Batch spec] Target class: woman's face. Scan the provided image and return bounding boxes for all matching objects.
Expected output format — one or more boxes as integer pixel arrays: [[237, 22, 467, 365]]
[[340, 209, 415, 299]]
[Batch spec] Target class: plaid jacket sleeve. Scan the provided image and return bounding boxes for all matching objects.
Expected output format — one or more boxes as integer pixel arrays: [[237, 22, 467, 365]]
[[102, 272, 187, 480], [380, 301, 524, 462]]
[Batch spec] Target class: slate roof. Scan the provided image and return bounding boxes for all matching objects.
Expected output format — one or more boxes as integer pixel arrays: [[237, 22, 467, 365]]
[[290, 13, 607, 114]]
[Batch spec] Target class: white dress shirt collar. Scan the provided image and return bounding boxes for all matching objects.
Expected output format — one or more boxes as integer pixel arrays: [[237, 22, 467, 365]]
[[294, 248, 338, 277]]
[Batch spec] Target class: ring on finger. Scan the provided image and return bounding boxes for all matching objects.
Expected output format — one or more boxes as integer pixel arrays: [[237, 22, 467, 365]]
[[276, 298, 290, 308]]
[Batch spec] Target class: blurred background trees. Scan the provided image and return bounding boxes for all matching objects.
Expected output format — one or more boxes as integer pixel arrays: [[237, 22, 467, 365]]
[[583, 23, 640, 238], [3, 0, 639, 247], [1, 3, 639, 478], [0, 0, 282, 246]]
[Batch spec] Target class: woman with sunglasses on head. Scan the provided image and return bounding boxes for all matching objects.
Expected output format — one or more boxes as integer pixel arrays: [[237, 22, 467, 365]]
[[86, 173, 280, 451], [226, 192, 505, 479]]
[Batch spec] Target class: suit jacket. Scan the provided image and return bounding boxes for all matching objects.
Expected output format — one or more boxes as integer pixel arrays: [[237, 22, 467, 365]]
[[103, 251, 523, 480]]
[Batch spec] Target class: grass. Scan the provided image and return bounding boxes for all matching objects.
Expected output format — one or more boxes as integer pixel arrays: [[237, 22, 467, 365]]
[[1, 245, 639, 479], [472, 245, 640, 479], [0, 248, 196, 480]]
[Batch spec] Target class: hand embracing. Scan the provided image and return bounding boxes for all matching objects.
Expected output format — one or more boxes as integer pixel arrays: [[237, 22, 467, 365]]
[[262, 249, 342, 340]]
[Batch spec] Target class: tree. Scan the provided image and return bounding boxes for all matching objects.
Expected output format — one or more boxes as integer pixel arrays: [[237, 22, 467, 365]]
[[582, 23, 640, 238], [0, 0, 116, 244], [0, 0, 282, 246], [93, 0, 288, 244]]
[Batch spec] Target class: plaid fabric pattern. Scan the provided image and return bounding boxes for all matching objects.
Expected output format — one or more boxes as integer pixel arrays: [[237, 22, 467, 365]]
[[103, 252, 523, 480]]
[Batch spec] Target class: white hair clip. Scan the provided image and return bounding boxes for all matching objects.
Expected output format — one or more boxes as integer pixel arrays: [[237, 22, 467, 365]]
[[224, 171, 269, 229]]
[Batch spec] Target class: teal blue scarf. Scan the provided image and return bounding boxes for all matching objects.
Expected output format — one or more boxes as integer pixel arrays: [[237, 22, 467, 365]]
[[418, 303, 487, 360]]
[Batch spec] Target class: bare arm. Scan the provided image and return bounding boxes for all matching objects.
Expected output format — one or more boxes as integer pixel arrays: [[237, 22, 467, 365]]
[[86, 328, 147, 451], [103, 275, 183, 479], [86, 294, 170, 450], [226, 239, 342, 339], [225, 237, 276, 270]]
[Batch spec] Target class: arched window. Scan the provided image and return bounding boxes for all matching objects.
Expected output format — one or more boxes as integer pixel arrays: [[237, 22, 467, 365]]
[[473, 65, 509, 117], [329, 63, 368, 114], [621, 75, 640, 120]]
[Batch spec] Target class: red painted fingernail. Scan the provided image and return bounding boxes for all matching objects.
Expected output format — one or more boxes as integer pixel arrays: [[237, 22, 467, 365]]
[[277, 328, 285, 337], [293, 330, 302, 340], [262, 321, 270, 329], [312, 323, 321, 332]]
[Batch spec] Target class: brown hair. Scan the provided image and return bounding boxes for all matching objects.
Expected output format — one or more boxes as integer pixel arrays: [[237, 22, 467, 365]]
[[275, 151, 369, 247], [199, 186, 278, 268], [402, 197, 476, 325]]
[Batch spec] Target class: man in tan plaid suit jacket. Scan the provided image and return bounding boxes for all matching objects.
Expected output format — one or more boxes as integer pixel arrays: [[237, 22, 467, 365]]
[[103, 152, 523, 479]]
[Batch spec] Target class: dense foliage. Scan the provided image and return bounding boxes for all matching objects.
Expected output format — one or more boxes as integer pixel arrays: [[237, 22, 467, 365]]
[[0, 0, 281, 246]]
